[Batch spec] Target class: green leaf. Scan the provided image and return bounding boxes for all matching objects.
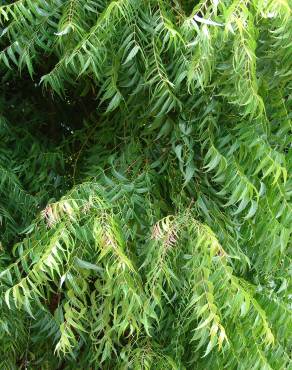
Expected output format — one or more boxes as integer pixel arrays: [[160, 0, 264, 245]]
[[75, 257, 104, 273], [123, 45, 140, 64]]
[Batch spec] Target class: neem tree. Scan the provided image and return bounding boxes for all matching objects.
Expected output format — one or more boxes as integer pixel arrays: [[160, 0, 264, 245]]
[[0, 0, 291, 368]]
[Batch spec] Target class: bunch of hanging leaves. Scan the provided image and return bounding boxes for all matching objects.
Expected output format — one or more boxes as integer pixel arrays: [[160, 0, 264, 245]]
[[0, 0, 291, 368]]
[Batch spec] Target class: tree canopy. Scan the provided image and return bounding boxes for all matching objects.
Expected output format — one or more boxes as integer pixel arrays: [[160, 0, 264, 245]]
[[0, 0, 291, 369]]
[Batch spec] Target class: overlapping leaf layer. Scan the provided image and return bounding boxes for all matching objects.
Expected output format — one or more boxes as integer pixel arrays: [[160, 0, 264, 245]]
[[0, 0, 291, 368]]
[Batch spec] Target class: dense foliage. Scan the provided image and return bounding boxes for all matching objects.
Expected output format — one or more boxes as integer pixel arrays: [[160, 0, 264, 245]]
[[0, 0, 291, 368]]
